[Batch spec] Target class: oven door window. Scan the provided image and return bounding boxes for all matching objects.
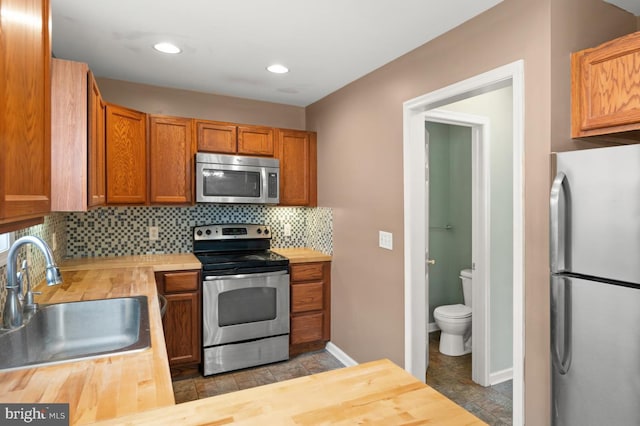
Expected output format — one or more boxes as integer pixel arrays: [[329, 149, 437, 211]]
[[203, 168, 261, 198], [218, 287, 276, 326]]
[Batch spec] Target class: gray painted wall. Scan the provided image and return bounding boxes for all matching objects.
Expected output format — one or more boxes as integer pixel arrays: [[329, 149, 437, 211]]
[[426, 122, 472, 324]]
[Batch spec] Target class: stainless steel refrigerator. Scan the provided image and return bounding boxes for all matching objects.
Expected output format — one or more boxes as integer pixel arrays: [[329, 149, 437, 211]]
[[550, 143, 640, 425]]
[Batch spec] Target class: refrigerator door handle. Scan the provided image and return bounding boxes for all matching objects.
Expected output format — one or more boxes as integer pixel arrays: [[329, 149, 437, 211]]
[[550, 172, 570, 273], [551, 275, 572, 375]]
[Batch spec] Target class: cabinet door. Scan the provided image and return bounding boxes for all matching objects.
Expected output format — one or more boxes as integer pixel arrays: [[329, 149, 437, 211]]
[[277, 130, 317, 206], [149, 115, 194, 204], [163, 292, 201, 365], [106, 104, 147, 204], [196, 120, 237, 153], [51, 59, 89, 212], [88, 71, 106, 207], [0, 0, 51, 223], [238, 125, 274, 156], [572, 31, 640, 138]]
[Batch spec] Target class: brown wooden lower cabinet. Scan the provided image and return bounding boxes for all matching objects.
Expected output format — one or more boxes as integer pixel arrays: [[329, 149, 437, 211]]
[[289, 262, 331, 355], [155, 270, 201, 377]]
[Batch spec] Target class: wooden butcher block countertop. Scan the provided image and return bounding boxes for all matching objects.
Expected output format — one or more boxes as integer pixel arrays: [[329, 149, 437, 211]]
[[272, 247, 332, 263], [91, 358, 485, 425], [59, 253, 201, 272], [0, 265, 176, 425]]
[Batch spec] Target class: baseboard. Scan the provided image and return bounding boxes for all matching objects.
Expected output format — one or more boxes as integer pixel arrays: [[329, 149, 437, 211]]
[[325, 341, 358, 367], [490, 367, 513, 385], [428, 322, 440, 333]]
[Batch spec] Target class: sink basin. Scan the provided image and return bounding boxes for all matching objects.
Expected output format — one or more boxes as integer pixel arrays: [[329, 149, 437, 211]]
[[0, 296, 150, 372]]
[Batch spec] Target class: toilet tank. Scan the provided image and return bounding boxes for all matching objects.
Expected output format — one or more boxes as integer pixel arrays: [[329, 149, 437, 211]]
[[460, 269, 473, 307]]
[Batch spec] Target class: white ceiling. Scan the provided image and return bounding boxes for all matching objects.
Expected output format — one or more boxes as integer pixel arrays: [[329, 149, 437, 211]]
[[51, 0, 503, 107], [605, 0, 640, 16]]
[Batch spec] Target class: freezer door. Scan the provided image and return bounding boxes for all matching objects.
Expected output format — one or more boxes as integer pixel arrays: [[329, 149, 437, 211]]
[[551, 276, 640, 426], [553, 144, 640, 283]]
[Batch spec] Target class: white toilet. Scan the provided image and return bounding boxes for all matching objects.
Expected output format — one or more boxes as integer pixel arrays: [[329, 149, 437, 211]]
[[433, 269, 473, 356]]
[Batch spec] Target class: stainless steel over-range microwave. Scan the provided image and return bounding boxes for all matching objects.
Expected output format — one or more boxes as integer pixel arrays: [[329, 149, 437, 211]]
[[195, 153, 279, 204]]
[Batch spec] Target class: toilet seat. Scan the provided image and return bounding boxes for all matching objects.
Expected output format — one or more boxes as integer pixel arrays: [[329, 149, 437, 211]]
[[434, 304, 471, 319]]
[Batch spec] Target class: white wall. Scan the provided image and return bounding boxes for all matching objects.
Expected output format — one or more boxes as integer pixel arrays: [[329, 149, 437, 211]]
[[441, 85, 514, 373]]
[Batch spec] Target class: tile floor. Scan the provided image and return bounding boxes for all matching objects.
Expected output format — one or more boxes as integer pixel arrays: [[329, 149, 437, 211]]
[[172, 350, 345, 403], [427, 331, 513, 425], [173, 339, 512, 424]]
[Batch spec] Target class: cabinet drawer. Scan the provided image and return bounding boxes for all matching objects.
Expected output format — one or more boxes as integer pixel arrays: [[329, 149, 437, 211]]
[[290, 263, 324, 281], [291, 313, 324, 344], [291, 282, 323, 313], [164, 271, 199, 293]]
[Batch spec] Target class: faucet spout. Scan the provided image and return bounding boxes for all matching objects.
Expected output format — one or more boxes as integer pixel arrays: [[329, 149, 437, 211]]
[[3, 236, 62, 329]]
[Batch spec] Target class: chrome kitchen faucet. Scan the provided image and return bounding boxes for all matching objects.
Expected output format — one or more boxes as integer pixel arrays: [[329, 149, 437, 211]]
[[2, 236, 62, 329]]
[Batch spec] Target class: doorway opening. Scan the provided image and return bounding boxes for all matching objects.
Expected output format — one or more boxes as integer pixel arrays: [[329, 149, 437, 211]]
[[425, 110, 490, 387], [402, 60, 524, 425]]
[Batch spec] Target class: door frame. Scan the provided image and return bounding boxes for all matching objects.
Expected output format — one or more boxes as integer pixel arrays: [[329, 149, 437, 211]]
[[402, 60, 525, 425], [424, 109, 491, 387]]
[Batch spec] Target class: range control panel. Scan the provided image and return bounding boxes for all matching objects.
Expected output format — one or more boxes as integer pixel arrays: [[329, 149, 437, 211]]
[[193, 224, 271, 240]]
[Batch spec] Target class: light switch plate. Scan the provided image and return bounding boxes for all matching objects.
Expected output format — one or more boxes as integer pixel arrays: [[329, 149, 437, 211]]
[[379, 231, 393, 250], [284, 223, 292, 237]]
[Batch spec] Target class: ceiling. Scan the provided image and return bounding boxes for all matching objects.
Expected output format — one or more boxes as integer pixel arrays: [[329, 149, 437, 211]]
[[605, 0, 640, 16], [51, 1, 639, 107], [51, 0, 504, 107]]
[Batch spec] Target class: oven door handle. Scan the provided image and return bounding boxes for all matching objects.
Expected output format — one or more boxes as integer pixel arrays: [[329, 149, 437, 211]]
[[204, 270, 289, 281]]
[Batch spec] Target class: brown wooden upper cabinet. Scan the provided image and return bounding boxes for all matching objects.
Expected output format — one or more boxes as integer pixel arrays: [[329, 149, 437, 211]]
[[195, 119, 275, 156], [572, 30, 640, 140], [51, 59, 106, 211], [88, 73, 107, 207], [0, 0, 51, 230], [106, 104, 148, 204], [276, 130, 317, 207], [148, 115, 194, 204]]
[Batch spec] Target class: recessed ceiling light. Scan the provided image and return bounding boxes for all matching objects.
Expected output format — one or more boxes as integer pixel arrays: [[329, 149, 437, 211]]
[[153, 42, 181, 54], [267, 64, 289, 74]]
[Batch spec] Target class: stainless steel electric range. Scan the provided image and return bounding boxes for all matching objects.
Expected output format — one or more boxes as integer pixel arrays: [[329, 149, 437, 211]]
[[193, 223, 290, 376]]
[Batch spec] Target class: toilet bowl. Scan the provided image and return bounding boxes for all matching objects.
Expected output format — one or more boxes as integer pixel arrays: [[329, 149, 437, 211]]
[[433, 269, 473, 356]]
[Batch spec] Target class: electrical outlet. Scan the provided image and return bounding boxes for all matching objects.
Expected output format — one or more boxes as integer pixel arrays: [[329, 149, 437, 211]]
[[379, 231, 393, 250], [52, 232, 57, 251], [284, 223, 292, 237], [148, 226, 159, 241]]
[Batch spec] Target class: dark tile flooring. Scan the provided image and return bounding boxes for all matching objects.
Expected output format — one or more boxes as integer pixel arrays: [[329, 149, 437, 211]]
[[427, 331, 513, 425], [172, 350, 345, 403]]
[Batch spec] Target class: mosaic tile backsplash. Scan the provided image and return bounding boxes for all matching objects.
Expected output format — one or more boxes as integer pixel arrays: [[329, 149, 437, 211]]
[[0, 206, 330, 317], [66, 205, 333, 258]]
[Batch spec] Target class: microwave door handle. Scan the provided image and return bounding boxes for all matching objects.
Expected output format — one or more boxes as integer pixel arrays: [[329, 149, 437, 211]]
[[550, 172, 570, 273]]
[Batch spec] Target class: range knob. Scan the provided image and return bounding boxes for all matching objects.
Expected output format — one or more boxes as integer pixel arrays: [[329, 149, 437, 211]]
[[256, 228, 262, 235], [196, 230, 203, 236], [264, 228, 269, 235], [205, 229, 212, 236]]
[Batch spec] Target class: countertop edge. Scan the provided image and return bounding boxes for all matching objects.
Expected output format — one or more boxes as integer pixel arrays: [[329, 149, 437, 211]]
[[271, 247, 332, 263]]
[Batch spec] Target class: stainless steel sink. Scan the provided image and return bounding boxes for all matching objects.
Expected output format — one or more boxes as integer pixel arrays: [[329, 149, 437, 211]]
[[0, 296, 150, 372]]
